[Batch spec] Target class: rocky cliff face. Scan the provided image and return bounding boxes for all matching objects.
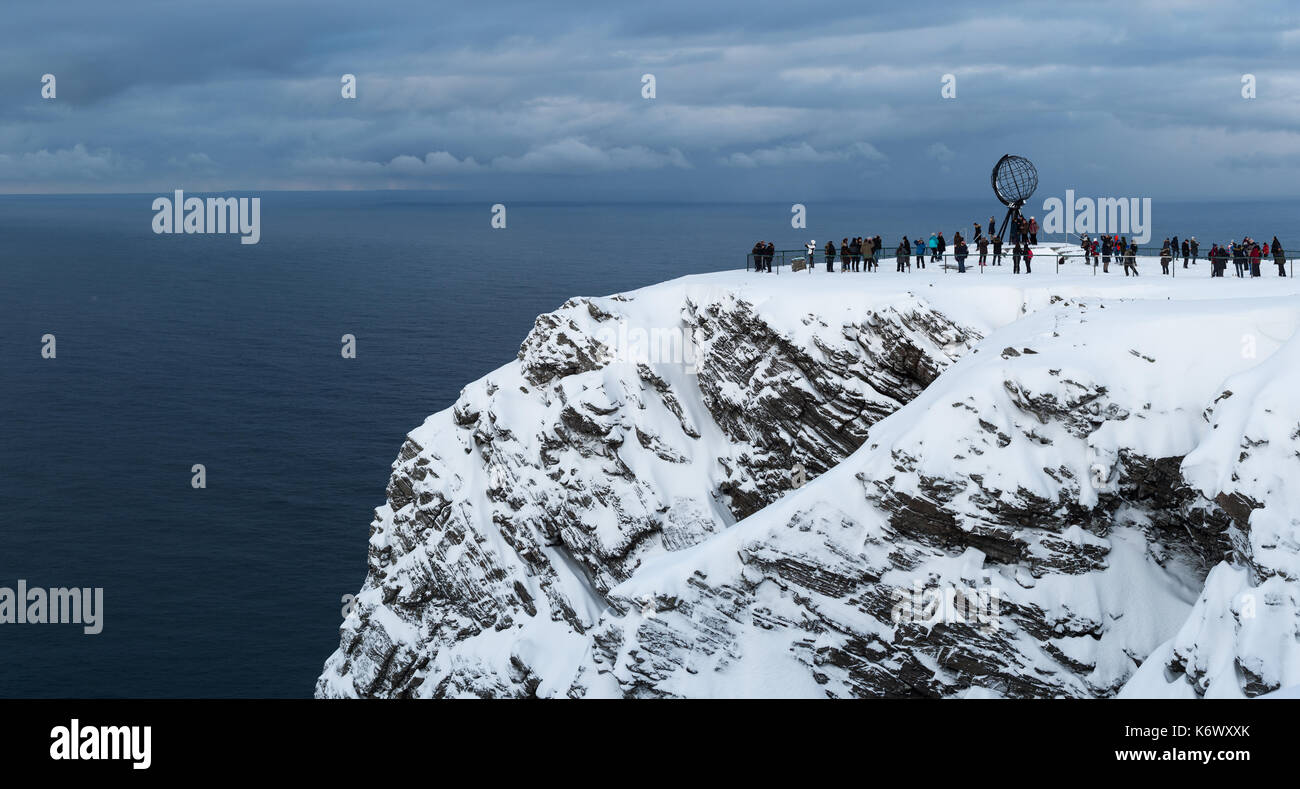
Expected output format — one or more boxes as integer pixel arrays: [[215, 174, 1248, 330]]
[[1122, 325, 1300, 698], [317, 278, 977, 698], [318, 269, 1300, 698]]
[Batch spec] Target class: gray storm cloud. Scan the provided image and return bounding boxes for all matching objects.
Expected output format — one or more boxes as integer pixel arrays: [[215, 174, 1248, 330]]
[[2, 0, 1298, 198]]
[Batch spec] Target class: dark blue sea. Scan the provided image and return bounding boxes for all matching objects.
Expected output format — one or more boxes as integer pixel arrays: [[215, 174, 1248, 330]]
[[2, 192, 1296, 697]]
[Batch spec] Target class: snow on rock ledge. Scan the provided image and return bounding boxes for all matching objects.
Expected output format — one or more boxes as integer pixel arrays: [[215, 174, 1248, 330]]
[[318, 273, 978, 698], [318, 266, 1300, 698], [1122, 326, 1300, 698]]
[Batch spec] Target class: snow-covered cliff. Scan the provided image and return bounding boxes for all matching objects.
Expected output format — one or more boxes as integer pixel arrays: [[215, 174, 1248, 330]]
[[318, 252, 1300, 698]]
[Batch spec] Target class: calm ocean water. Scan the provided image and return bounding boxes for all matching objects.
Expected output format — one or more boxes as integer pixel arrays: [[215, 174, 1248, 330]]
[[2, 193, 1296, 697]]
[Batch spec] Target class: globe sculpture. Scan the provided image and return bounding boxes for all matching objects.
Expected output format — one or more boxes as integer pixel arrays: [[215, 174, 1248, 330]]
[[990, 154, 1038, 242]]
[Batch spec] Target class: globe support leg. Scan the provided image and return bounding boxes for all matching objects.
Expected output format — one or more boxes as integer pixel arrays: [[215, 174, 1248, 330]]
[[995, 204, 1024, 244]]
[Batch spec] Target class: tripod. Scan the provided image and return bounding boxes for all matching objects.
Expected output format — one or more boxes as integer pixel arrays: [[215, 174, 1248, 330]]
[[994, 201, 1026, 243]]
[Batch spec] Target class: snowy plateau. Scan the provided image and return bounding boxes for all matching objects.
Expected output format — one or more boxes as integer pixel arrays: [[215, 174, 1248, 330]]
[[318, 245, 1300, 699]]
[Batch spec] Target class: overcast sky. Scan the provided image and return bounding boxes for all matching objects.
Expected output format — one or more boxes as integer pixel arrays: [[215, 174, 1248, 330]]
[[2, 0, 1298, 199]]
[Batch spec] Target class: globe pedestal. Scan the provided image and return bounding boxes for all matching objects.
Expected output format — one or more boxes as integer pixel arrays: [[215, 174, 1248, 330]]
[[995, 203, 1026, 244]]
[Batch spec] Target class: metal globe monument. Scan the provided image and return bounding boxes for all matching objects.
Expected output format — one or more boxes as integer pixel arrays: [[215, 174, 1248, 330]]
[[991, 154, 1038, 242]]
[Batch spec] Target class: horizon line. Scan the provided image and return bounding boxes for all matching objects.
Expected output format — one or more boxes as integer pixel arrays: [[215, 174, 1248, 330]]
[[0, 189, 1290, 205]]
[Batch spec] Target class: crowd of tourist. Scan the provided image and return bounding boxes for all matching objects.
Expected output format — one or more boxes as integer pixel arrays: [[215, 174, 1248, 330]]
[[749, 223, 1288, 278]]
